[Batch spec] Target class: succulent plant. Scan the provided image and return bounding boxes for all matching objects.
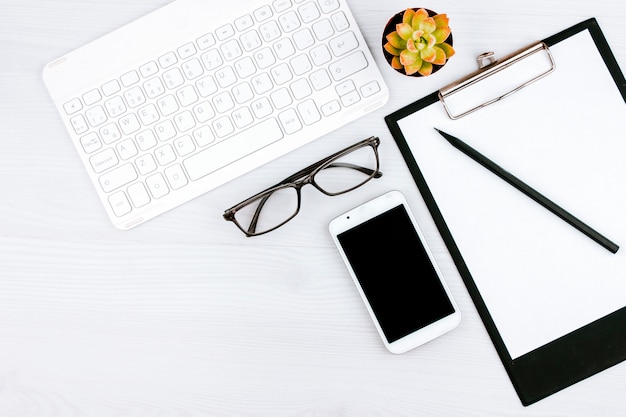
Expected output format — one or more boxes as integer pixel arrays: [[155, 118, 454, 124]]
[[384, 8, 455, 76]]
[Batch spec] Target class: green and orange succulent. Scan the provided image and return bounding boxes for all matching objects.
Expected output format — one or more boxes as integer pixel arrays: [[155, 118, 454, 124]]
[[384, 8, 455, 76]]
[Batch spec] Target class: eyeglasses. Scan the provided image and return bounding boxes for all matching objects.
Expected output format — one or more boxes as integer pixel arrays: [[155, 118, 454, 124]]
[[224, 136, 382, 237]]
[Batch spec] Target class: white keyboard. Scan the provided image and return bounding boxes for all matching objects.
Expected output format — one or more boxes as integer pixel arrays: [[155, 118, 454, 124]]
[[43, 0, 389, 229]]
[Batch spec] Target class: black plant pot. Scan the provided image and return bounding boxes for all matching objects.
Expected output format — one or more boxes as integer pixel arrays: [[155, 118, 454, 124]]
[[381, 8, 453, 77]]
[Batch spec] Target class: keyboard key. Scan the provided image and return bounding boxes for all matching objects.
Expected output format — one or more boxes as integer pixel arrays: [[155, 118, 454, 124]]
[[331, 11, 349, 31], [163, 68, 185, 89], [254, 5, 273, 22], [329, 31, 358, 57], [99, 163, 137, 192], [155, 144, 176, 165], [259, 21, 281, 42], [290, 54, 312, 76], [234, 57, 256, 78], [360, 80, 381, 98], [234, 14, 254, 31], [158, 52, 178, 68], [135, 130, 158, 151], [176, 85, 199, 107], [139, 61, 159, 78], [213, 91, 235, 113], [251, 72, 274, 94], [241, 30, 262, 52], [135, 154, 157, 175], [273, 38, 295, 60], [232, 82, 254, 104], [319, 0, 339, 14], [201, 49, 223, 70], [177, 43, 197, 60], [298, 2, 320, 23], [212, 116, 235, 137], [144, 77, 166, 99], [121, 70, 140, 87], [138, 103, 160, 125], [251, 97, 273, 119], [215, 66, 237, 88], [119, 114, 141, 135], [173, 135, 196, 157], [85, 105, 108, 127], [184, 118, 284, 180], [64, 98, 82, 115], [155, 120, 176, 141], [165, 164, 189, 190], [221, 40, 243, 61], [309, 44, 331, 66], [290, 78, 312, 100], [193, 101, 215, 122], [105, 96, 127, 117], [108, 191, 132, 216], [312, 18, 334, 40], [273, 0, 292, 13], [278, 108, 302, 134], [271, 87, 292, 109], [329, 50, 368, 81], [80, 132, 102, 154], [253, 48, 276, 69], [293, 28, 314, 50], [197, 33, 216, 50], [83, 89, 102, 106], [310, 68, 331, 90], [181, 58, 204, 80], [232, 107, 254, 129], [297, 99, 321, 125], [192, 126, 215, 147], [196, 75, 218, 97], [90, 148, 119, 173], [340, 90, 360, 106], [116, 138, 139, 160], [174, 110, 196, 132], [270, 63, 293, 85], [157, 94, 179, 116], [70, 114, 89, 134], [321, 100, 341, 116], [216, 24, 235, 41], [127, 182, 151, 208], [124, 86, 146, 108], [102, 80, 121, 97], [335, 79, 355, 96], [146, 173, 169, 198], [278, 11, 301, 32], [100, 123, 122, 144]]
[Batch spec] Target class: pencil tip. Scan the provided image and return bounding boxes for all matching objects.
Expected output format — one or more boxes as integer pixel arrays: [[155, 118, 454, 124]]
[[433, 127, 441, 133]]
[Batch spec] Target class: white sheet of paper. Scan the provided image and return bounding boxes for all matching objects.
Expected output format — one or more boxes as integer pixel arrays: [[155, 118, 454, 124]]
[[397, 29, 626, 359]]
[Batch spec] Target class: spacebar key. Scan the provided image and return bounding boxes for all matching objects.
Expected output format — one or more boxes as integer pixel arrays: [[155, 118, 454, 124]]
[[184, 118, 284, 181]]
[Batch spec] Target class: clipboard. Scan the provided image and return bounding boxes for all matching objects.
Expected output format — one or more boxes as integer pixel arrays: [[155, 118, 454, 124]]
[[385, 19, 626, 406]]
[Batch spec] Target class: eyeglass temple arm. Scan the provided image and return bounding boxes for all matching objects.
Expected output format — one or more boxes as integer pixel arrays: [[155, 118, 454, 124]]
[[321, 162, 382, 178]]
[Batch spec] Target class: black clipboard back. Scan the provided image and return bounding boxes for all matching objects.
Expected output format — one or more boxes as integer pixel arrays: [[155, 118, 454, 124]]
[[385, 18, 626, 406]]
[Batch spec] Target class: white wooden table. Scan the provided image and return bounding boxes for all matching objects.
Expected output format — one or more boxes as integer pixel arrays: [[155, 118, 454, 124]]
[[2, 0, 626, 415]]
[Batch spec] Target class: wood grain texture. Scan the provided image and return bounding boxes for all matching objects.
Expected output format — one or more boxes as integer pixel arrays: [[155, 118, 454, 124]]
[[1, 0, 626, 415]]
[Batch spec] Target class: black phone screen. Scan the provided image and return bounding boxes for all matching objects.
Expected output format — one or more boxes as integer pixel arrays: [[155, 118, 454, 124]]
[[337, 204, 455, 343]]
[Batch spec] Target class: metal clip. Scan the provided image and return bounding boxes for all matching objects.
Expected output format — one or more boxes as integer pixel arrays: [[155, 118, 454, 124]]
[[477, 52, 497, 69], [438, 42, 556, 119]]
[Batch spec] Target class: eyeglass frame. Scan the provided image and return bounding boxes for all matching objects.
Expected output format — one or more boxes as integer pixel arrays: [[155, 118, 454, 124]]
[[223, 136, 382, 237]]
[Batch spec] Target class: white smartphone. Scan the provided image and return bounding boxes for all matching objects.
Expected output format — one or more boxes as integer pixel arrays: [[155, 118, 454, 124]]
[[329, 190, 461, 354]]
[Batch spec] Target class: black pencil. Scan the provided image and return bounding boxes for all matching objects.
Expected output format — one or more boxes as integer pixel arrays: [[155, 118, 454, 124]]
[[434, 128, 619, 254]]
